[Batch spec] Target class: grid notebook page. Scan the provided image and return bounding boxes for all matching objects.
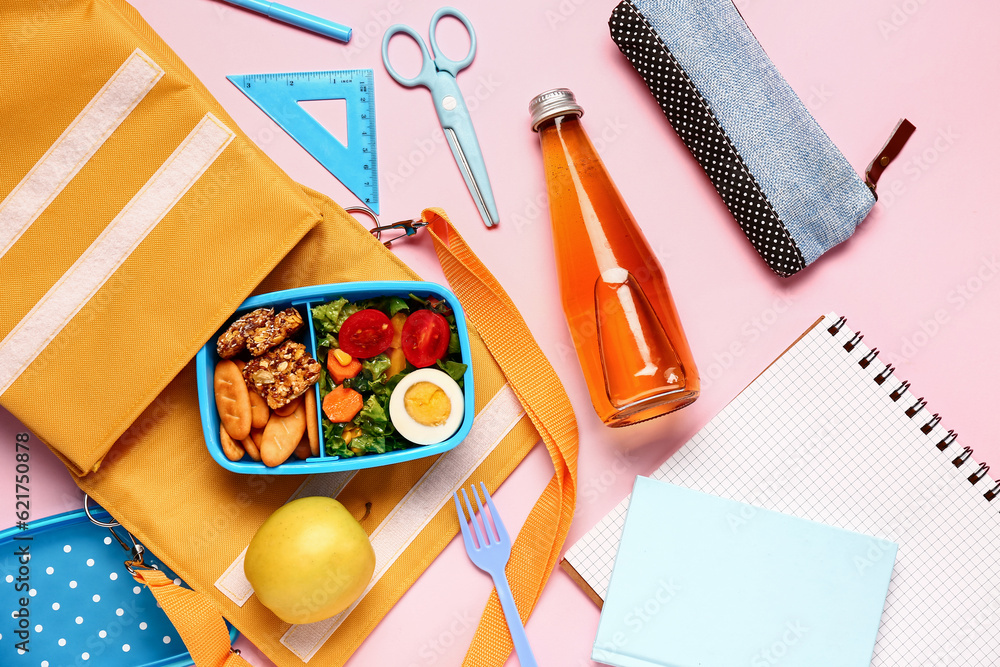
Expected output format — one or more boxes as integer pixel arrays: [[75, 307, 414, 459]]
[[564, 312, 1000, 665]]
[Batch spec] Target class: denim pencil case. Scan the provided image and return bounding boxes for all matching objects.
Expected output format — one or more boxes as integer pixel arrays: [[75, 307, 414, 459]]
[[609, 0, 914, 277]]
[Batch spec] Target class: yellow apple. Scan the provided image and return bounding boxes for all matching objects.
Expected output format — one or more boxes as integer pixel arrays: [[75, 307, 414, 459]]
[[244, 496, 376, 624]]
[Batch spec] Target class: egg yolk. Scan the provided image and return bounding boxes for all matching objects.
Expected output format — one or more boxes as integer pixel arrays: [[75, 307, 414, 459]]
[[404, 381, 452, 427]]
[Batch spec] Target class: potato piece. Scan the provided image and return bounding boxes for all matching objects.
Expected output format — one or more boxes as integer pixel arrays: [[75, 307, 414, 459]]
[[260, 401, 306, 467], [220, 424, 245, 462], [304, 390, 319, 457], [214, 360, 251, 440]]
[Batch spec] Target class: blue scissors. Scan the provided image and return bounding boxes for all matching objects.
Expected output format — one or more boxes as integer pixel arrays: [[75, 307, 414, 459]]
[[381, 7, 499, 228]]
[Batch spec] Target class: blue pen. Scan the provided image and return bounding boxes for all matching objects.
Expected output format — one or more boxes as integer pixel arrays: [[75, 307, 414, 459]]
[[219, 0, 352, 43]]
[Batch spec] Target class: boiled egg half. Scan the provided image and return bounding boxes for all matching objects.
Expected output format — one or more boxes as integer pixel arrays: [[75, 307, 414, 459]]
[[389, 368, 464, 445]]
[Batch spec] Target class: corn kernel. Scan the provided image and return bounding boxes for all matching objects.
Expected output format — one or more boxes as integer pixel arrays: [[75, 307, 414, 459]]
[[333, 348, 353, 365]]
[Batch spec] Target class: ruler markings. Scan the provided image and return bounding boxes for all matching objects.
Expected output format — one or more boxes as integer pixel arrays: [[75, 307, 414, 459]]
[[229, 69, 379, 213]]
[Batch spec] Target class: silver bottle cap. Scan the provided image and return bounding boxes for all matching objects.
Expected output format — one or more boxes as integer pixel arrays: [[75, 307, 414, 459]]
[[528, 88, 584, 132]]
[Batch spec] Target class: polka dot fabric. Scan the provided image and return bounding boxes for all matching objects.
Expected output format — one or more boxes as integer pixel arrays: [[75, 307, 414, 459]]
[[0, 508, 227, 666], [610, 0, 807, 277]]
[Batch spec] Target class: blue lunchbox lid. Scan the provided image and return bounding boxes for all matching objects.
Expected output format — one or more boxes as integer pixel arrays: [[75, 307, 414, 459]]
[[0, 507, 238, 666]]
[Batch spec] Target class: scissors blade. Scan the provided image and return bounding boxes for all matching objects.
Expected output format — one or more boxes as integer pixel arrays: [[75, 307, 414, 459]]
[[443, 126, 499, 228]]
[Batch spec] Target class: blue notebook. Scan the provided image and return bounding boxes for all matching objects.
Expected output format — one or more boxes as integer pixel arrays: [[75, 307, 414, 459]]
[[593, 477, 897, 667]]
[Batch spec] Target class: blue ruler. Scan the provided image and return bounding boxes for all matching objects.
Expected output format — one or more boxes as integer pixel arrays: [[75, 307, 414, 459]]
[[228, 69, 379, 213]]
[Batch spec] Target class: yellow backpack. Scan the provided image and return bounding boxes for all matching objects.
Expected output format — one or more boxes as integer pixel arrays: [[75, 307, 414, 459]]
[[0, 1, 577, 664]]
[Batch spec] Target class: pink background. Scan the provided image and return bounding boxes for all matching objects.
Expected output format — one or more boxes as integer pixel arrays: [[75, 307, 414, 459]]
[[3, 0, 999, 665]]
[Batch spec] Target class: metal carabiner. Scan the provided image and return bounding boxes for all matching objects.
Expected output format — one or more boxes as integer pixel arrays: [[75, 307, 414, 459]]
[[83, 495, 156, 576], [344, 206, 428, 248]]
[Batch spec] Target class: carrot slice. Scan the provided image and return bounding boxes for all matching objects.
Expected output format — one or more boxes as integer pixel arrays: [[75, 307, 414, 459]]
[[322, 387, 364, 423], [327, 353, 362, 384]]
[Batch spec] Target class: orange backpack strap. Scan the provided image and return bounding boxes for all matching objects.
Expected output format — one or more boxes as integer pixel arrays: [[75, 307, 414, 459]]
[[132, 567, 252, 667], [421, 208, 580, 666]]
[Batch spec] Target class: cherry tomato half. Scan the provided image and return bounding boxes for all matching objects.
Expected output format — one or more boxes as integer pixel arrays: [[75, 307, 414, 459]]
[[338, 309, 394, 358], [400, 309, 451, 368]]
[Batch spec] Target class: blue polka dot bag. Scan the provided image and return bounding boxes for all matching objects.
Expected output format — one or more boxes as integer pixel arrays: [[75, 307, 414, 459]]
[[610, 0, 915, 277]]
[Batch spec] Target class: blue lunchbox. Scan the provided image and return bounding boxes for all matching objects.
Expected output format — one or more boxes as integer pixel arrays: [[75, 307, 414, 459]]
[[195, 281, 475, 474]]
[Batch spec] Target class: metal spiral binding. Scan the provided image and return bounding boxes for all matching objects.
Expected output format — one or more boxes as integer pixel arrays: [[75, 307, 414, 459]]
[[889, 381, 911, 401], [921, 413, 942, 434], [859, 348, 878, 369], [905, 397, 927, 418], [968, 463, 990, 484], [936, 430, 957, 451], [833, 315, 993, 498], [952, 446, 974, 467], [985, 481, 1000, 502], [874, 364, 895, 385]]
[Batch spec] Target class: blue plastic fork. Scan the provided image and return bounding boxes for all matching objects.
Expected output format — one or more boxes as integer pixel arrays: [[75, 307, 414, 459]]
[[454, 483, 539, 667]]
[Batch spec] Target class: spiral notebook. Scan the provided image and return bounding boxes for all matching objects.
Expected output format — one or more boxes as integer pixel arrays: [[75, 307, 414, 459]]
[[563, 312, 1000, 666]]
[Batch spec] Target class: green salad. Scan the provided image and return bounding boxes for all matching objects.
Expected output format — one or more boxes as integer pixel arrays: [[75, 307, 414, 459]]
[[312, 294, 467, 458]]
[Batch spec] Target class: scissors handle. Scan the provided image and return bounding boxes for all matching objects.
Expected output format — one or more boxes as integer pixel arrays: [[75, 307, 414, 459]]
[[428, 7, 476, 76], [381, 24, 436, 88]]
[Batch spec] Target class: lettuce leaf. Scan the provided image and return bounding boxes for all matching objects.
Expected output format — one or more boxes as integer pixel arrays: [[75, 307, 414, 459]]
[[350, 433, 386, 455], [436, 359, 468, 382], [355, 394, 390, 436], [387, 296, 410, 316], [312, 299, 348, 335], [316, 333, 338, 352], [363, 354, 392, 385], [318, 366, 335, 400], [335, 303, 360, 331], [323, 421, 352, 458]]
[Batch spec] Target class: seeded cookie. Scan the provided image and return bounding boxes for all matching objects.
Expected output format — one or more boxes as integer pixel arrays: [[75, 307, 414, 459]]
[[217, 308, 274, 359], [271, 308, 305, 345], [243, 341, 322, 410]]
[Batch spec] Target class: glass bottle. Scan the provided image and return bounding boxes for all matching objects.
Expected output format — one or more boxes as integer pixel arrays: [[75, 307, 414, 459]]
[[529, 89, 699, 426]]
